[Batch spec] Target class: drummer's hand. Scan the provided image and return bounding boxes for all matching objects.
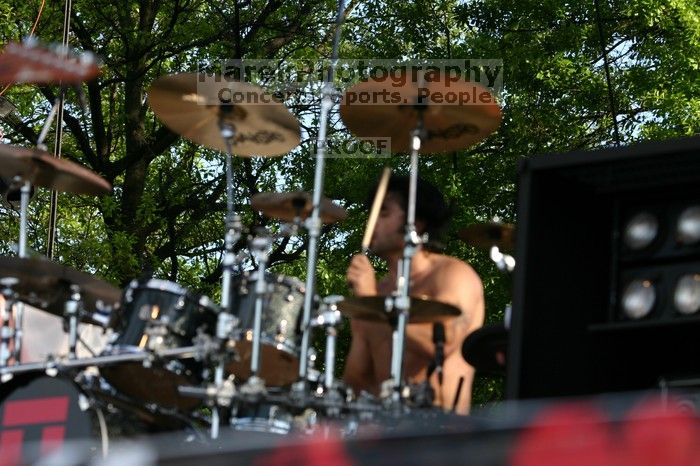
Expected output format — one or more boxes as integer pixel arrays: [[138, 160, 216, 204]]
[[346, 254, 377, 296]]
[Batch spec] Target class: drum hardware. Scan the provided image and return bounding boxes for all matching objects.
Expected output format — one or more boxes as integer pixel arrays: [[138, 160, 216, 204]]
[[148, 73, 300, 439], [229, 400, 294, 435], [297, 0, 348, 390], [0, 277, 19, 366], [244, 234, 273, 392], [346, 391, 383, 423], [0, 346, 202, 378], [404, 381, 435, 410], [64, 285, 83, 358], [310, 297, 343, 391], [302, 296, 345, 418], [177, 375, 237, 409]]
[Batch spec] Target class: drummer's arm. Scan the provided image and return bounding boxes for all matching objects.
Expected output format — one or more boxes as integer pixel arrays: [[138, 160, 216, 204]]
[[405, 262, 485, 359], [343, 319, 376, 395], [344, 254, 380, 394]]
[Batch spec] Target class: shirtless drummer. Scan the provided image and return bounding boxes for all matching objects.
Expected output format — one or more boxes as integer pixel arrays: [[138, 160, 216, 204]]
[[343, 175, 484, 414]]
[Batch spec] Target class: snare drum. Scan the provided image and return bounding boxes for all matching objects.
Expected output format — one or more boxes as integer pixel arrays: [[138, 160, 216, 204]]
[[227, 273, 305, 386], [101, 279, 219, 411], [0, 374, 108, 464]]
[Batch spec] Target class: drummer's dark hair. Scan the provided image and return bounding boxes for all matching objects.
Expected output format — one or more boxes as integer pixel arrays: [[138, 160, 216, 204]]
[[367, 174, 452, 251]]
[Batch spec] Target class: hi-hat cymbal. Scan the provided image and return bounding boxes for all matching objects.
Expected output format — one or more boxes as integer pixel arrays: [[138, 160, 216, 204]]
[[0, 256, 121, 326], [148, 73, 300, 156], [458, 222, 515, 251], [337, 296, 460, 324], [339, 73, 501, 154], [0, 145, 111, 195], [251, 191, 348, 224]]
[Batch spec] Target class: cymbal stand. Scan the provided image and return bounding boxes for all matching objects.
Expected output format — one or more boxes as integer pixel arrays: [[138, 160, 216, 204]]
[[296, 0, 346, 390], [10, 177, 32, 362], [387, 110, 427, 405], [239, 232, 272, 397], [7, 91, 64, 363], [63, 285, 82, 359], [210, 110, 243, 439], [0, 278, 18, 367], [310, 296, 344, 417]]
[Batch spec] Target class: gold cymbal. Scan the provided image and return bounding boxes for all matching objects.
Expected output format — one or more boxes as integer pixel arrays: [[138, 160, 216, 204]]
[[337, 296, 460, 324], [0, 144, 111, 195], [0, 256, 121, 326], [251, 191, 348, 224], [458, 222, 515, 251], [148, 73, 300, 156], [339, 72, 502, 154]]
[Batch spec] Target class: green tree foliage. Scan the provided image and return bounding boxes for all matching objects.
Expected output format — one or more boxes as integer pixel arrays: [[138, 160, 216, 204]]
[[0, 0, 697, 406]]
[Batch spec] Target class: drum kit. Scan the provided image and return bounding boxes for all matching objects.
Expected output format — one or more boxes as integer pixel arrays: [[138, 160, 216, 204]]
[[0, 33, 506, 460]]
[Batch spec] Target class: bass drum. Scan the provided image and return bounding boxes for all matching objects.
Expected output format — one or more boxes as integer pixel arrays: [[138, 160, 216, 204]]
[[0, 373, 109, 465], [227, 273, 305, 386], [101, 279, 219, 411], [0, 372, 197, 465]]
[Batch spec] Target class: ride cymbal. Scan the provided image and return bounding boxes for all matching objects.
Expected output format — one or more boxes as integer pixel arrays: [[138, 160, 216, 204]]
[[458, 222, 515, 251], [0, 256, 121, 326], [337, 296, 460, 324], [251, 191, 348, 224], [148, 73, 300, 156], [0, 145, 111, 196], [340, 72, 501, 154]]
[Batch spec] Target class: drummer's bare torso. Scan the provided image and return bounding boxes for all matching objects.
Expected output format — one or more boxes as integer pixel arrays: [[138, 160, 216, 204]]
[[345, 251, 484, 414]]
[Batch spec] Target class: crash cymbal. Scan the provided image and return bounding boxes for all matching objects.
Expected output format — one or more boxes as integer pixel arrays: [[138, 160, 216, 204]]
[[337, 296, 460, 324], [0, 145, 111, 195], [458, 222, 515, 251], [461, 323, 508, 376], [0, 41, 100, 84], [0, 256, 121, 326], [339, 72, 501, 154], [148, 73, 300, 156], [251, 191, 348, 224]]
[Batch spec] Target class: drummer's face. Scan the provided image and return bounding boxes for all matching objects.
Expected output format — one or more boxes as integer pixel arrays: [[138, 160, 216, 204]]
[[371, 193, 405, 256]]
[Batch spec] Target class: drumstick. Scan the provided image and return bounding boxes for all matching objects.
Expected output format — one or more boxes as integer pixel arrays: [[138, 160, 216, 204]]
[[362, 167, 391, 254]]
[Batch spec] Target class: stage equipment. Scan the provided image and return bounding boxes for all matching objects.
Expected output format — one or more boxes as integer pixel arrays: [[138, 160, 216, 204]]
[[509, 136, 700, 399]]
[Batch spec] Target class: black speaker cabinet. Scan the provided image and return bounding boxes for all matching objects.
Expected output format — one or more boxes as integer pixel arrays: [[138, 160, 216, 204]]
[[508, 136, 700, 399]]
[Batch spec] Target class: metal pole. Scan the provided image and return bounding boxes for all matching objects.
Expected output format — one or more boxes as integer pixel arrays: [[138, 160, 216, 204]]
[[389, 122, 423, 397], [47, 0, 73, 259], [298, 0, 347, 382]]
